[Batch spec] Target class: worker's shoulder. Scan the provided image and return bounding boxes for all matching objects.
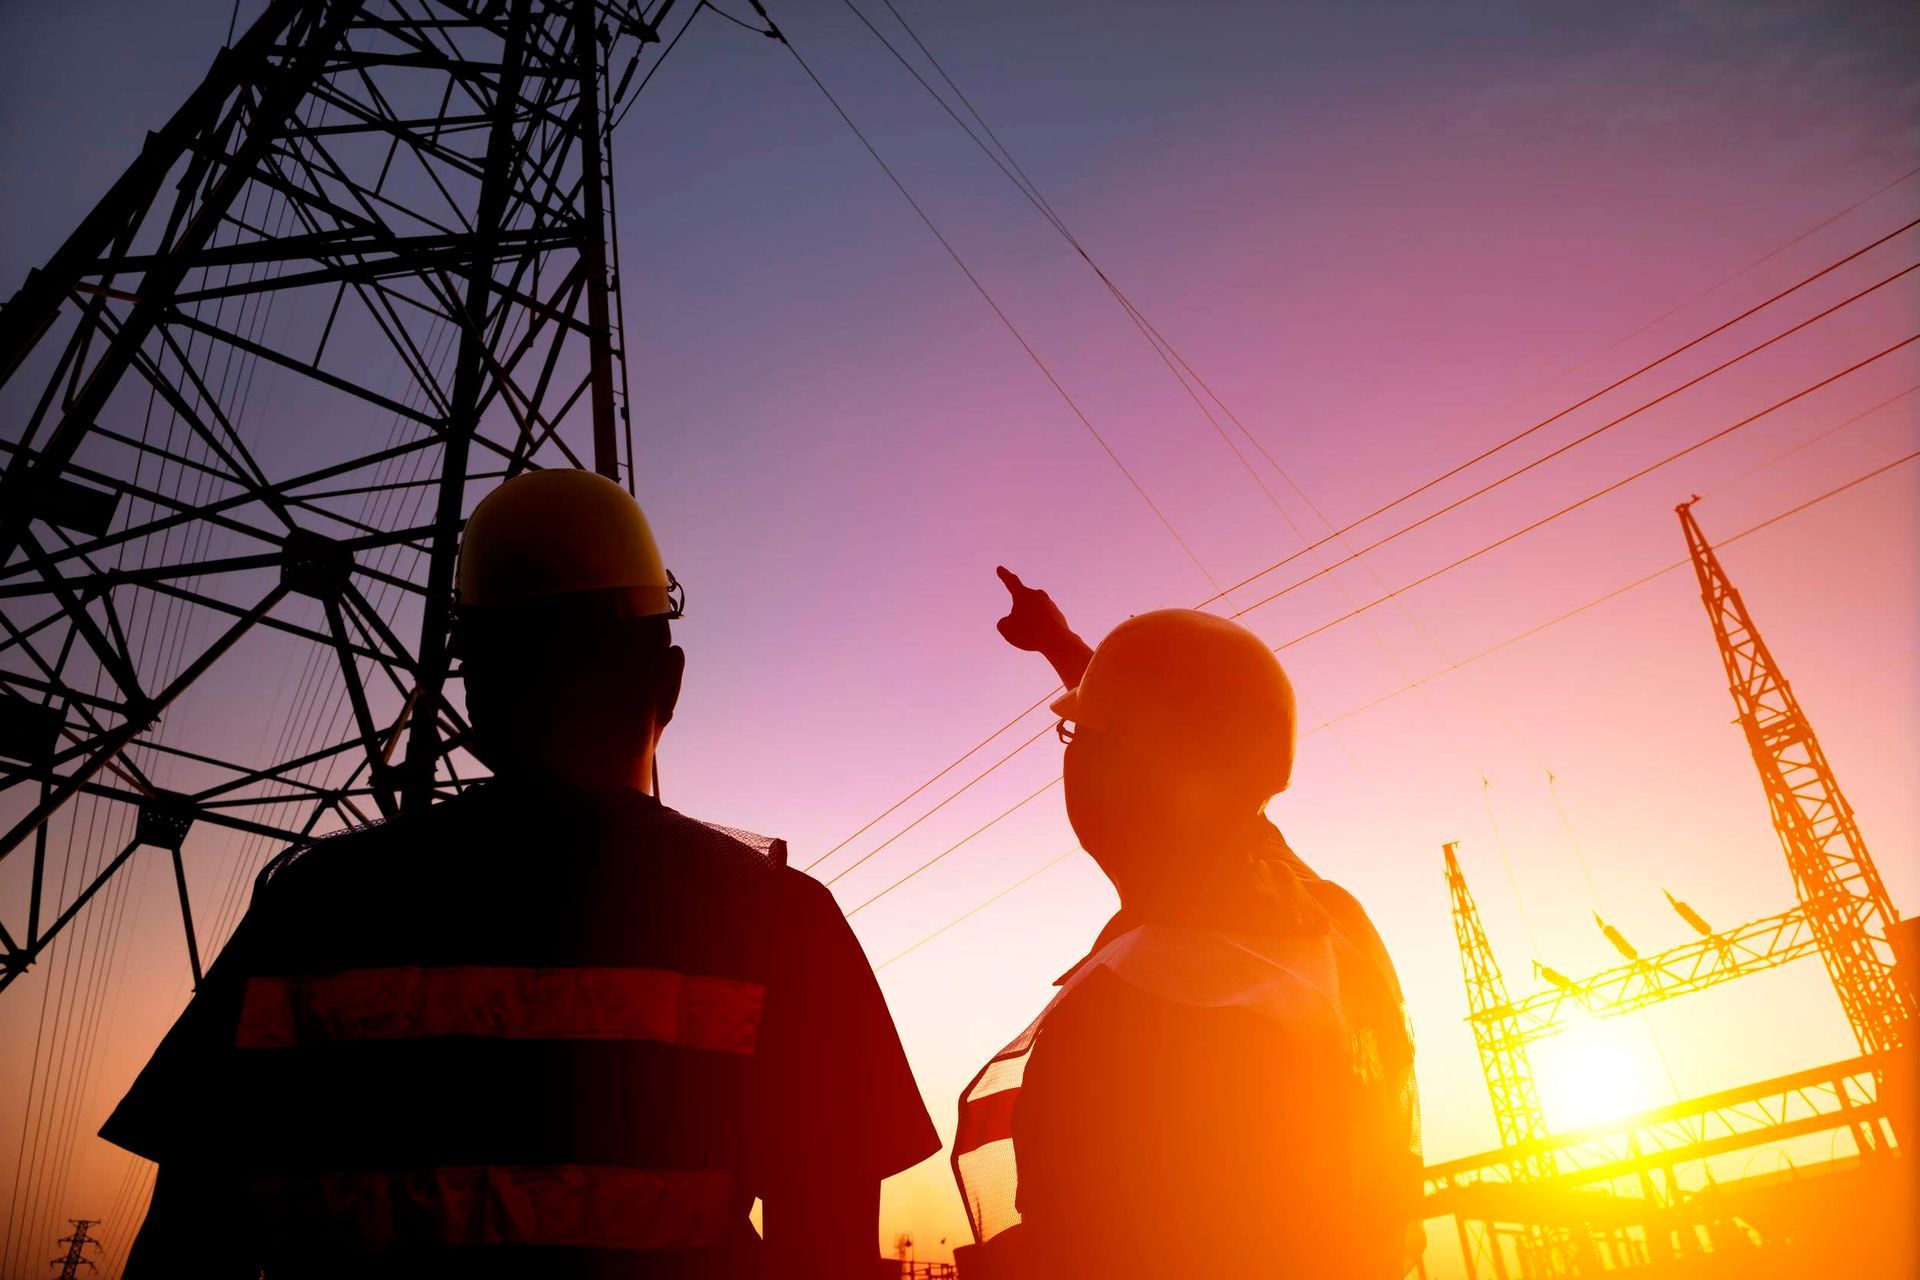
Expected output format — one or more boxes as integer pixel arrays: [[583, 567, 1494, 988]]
[[649, 803, 828, 910], [1303, 876, 1383, 944], [1301, 876, 1409, 1010], [654, 805, 790, 872], [252, 787, 480, 901]]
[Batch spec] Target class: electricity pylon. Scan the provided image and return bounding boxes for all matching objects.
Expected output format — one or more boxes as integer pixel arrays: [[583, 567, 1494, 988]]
[[1445, 842, 1575, 1278], [52, 1219, 100, 1279], [0, 0, 677, 991], [1678, 500, 1913, 1054], [1445, 842, 1555, 1173], [1440, 505, 1915, 1275]]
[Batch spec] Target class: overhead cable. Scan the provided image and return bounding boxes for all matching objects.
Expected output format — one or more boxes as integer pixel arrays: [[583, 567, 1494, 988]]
[[864, 444, 1920, 959], [802, 230, 1920, 883], [840, 0, 1920, 612], [1222, 275, 1918, 620], [761, 15, 1222, 589], [834, 344, 1915, 916]]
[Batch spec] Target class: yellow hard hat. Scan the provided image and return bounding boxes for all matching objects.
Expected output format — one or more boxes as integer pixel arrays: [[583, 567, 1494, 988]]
[[457, 469, 679, 616], [1051, 609, 1295, 795]]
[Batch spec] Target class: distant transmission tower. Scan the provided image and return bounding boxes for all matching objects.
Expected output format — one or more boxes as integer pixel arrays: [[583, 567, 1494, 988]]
[[1444, 841, 1553, 1175], [1444, 842, 1576, 1276], [50, 1219, 100, 1279], [0, 0, 683, 992]]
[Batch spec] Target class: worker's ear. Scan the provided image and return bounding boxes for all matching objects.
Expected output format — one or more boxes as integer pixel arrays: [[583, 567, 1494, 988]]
[[655, 644, 685, 729]]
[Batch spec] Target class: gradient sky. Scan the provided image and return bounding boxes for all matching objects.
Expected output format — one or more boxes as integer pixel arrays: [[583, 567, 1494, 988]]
[[2, 0, 1917, 1272]]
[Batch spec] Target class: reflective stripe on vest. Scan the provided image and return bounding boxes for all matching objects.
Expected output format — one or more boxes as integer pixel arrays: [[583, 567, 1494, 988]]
[[234, 966, 765, 1054], [249, 1164, 734, 1250]]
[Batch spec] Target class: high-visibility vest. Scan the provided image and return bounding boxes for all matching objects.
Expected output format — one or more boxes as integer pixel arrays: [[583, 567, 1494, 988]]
[[222, 787, 791, 1276], [952, 891, 1423, 1279]]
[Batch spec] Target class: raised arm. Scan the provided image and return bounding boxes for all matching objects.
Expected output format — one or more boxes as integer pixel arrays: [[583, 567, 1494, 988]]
[[995, 567, 1093, 689]]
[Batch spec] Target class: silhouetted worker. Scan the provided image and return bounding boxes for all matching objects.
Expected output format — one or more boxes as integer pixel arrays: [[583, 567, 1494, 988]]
[[102, 470, 937, 1279], [951, 569, 1423, 1279]]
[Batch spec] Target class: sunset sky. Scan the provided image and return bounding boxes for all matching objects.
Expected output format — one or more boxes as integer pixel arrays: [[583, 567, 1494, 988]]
[[1, 0, 1916, 1272]]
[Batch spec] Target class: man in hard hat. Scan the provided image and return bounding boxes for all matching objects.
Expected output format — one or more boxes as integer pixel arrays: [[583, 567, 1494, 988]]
[[103, 470, 937, 1279], [951, 568, 1423, 1279]]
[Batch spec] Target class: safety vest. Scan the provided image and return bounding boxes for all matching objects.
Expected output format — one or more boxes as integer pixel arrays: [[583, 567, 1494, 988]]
[[223, 785, 790, 1277], [952, 884, 1423, 1279]]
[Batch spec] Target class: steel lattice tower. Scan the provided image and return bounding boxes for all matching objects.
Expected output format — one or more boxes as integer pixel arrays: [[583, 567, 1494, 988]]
[[1444, 842, 1555, 1173], [51, 1219, 100, 1278], [1678, 501, 1914, 1054], [0, 0, 678, 991], [1445, 841, 1578, 1277]]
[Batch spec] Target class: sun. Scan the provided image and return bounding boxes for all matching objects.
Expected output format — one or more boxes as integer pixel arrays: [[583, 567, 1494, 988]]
[[1533, 1013, 1670, 1131]]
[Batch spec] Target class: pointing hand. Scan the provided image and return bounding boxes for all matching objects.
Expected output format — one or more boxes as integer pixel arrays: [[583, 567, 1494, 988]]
[[995, 566, 1073, 654]]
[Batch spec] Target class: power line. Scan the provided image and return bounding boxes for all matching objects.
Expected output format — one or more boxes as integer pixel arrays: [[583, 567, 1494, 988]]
[[1191, 217, 1913, 611], [776, 4, 1920, 895], [790, 1, 1920, 905], [845, 775, 1061, 915], [783, 0, 1920, 878], [865, 444, 1920, 964], [832, 344, 1914, 916], [798, 688, 1056, 875], [1222, 277, 1918, 621], [818, 720, 1054, 887], [801, 232, 1918, 889], [820, 313, 1916, 909], [834, 0, 1920, 617], [761, 14, 1222, 589], [878, 846, 1077, 970], [1236, 333, 1916, 630], [609, 0, 708, 132]]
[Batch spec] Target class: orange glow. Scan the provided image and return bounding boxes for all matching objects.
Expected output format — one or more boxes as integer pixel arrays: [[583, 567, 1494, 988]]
[[1533, 1014, 1669, 1131]]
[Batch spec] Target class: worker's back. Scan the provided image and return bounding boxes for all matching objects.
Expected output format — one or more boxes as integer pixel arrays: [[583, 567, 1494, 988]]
[[956, 865, 1422, 1280], [104, 777, 920, 1278]]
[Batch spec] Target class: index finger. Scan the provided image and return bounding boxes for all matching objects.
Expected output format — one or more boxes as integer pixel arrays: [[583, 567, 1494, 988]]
[[996, 565, 1025, 592]]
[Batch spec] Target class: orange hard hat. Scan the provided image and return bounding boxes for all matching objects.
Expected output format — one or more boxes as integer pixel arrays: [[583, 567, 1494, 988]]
[[1052, 609, 1296, 796], [457, 470, 678, 616]]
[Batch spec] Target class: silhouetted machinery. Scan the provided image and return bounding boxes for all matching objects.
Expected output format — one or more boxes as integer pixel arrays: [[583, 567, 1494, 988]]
[[1430, 503, 1915, 1279]]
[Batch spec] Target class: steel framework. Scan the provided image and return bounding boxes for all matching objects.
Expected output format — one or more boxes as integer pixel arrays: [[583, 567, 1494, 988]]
[[51, 1218, 101, 1280], [1438, 504, 1916, 1276], [1423, 1053, 1905, 1279], [0, 0, 684, 991], [1503, 907, 1818, 1043], [1447, 841, 1557, 1175], [1678, 500, 1912, 1054]]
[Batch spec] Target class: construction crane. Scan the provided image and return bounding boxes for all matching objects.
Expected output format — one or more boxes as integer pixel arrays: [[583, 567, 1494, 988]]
[[0, 0, 675, 993], [1438, 502, 1915, 1277]]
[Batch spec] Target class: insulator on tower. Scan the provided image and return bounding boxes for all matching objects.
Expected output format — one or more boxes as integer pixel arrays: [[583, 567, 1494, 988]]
[[1595, 913, 1640, 962], [1666, 889, 1714, 938], [1534, 961, 1578, 993]]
